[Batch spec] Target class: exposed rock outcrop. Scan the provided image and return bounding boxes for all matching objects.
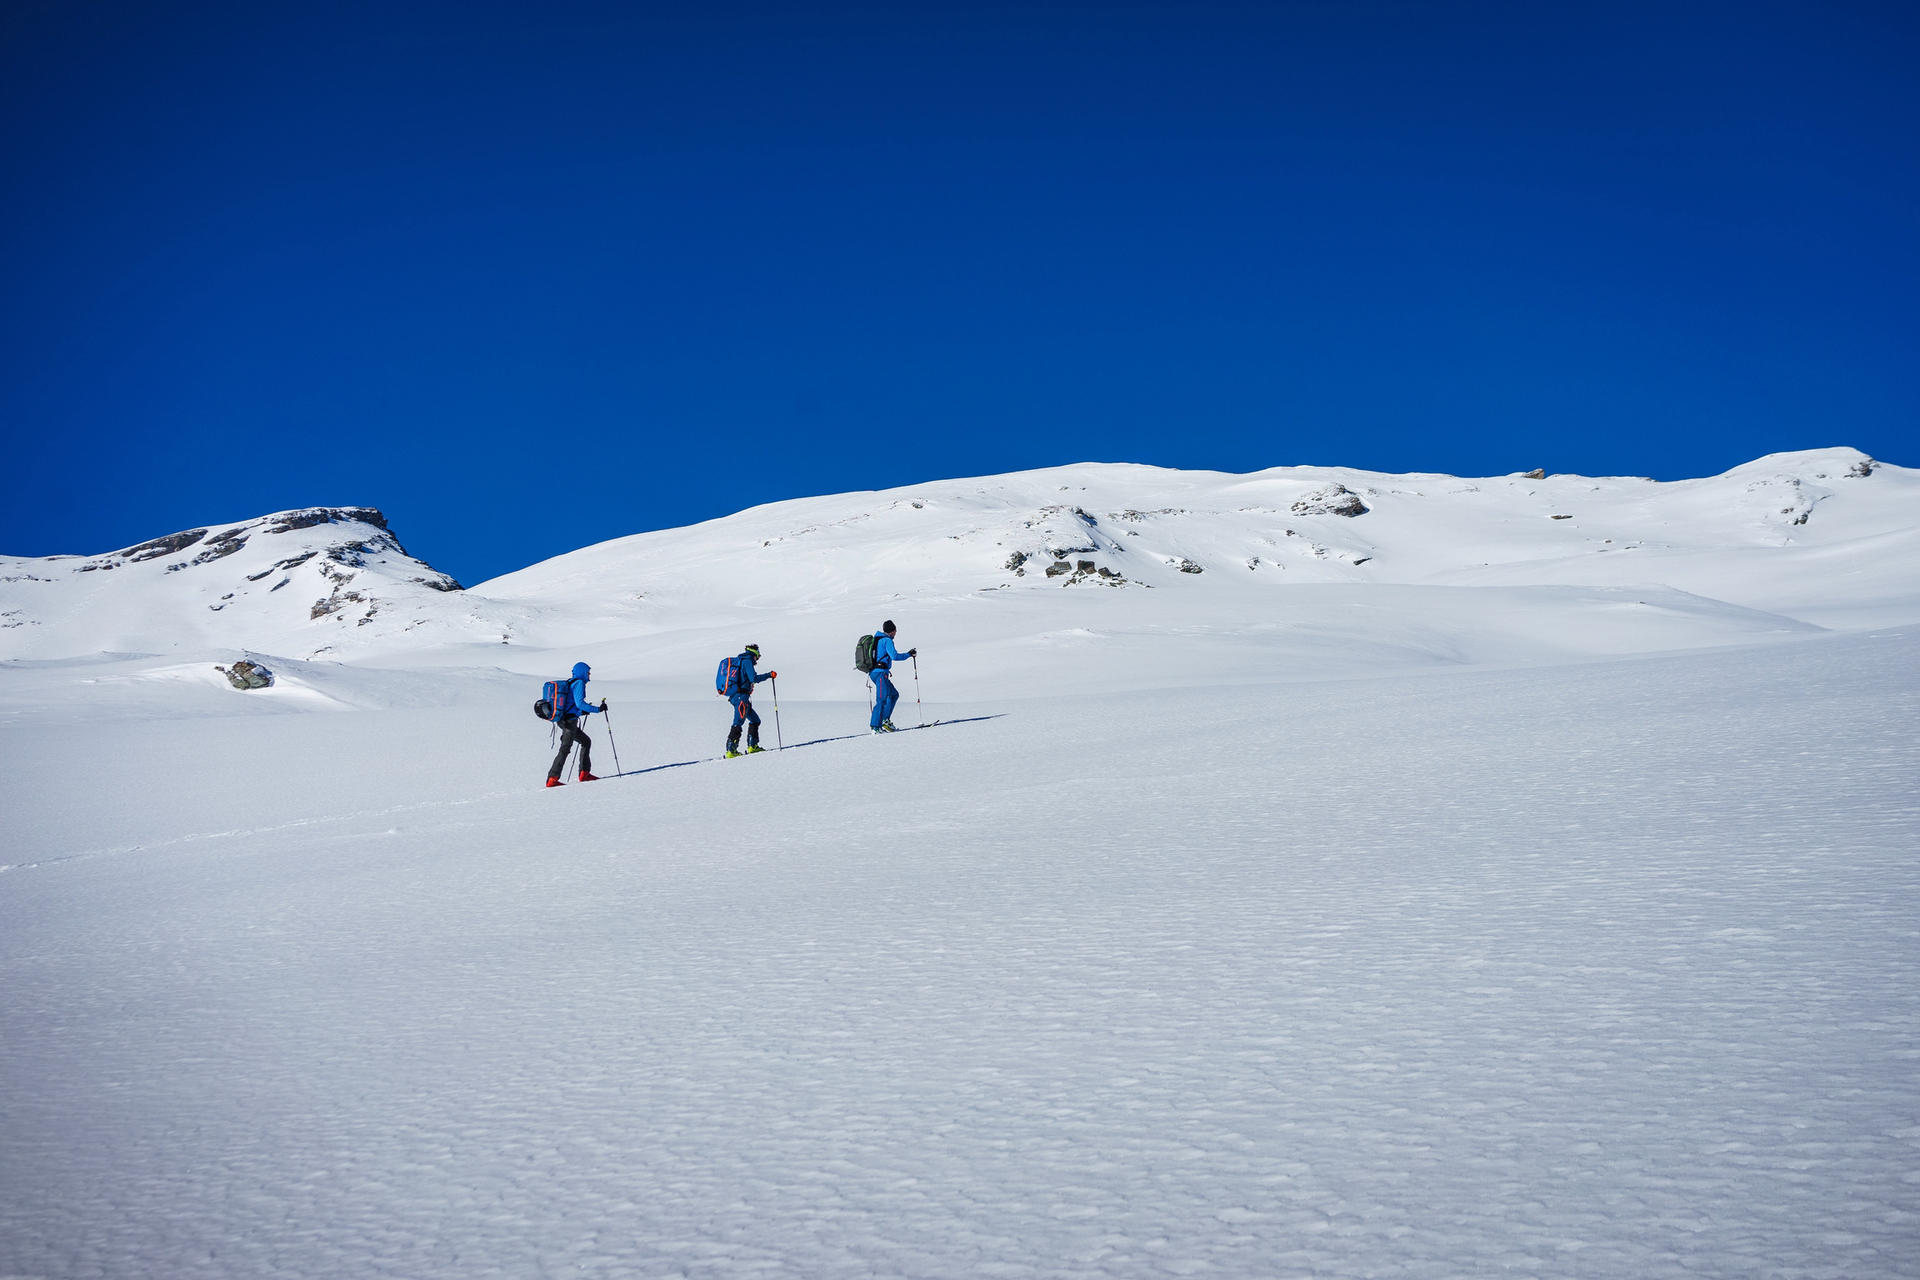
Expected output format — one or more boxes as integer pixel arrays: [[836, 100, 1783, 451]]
[[269, 507, 391, 535], [216, 660, 274, 690], [248, 551, 317, 581], [123, 529, 208, 562], [191, 529, 250, 564], [1290, 485, 1368, 518]]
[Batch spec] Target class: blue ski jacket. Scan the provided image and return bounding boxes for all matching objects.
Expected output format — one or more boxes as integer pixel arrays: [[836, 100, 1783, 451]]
[[564, 662, 601, 716], [874, 632, 909, 670], [731, 652, 771, 698]]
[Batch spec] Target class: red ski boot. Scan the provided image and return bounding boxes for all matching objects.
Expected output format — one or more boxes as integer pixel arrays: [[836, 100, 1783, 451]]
[[546, 777, 565, 788], [578, 771, 600, 782]]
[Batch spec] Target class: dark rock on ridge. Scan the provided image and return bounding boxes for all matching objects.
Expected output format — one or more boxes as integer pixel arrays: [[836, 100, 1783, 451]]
[[248, 551, 317, 581], [191, 530, 249, 564], [268, 507, 390, 535], [123, 529, 208, 562]]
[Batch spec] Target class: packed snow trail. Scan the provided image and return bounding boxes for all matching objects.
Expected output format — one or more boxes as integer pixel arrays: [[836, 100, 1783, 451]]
[[2, 628, 1915, 1278], [564, 716, 999, 783]]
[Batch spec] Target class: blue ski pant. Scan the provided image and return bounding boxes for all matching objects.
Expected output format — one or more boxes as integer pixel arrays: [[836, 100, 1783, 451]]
[[869, 669, 898, 729], [727, 695, 761, 748]]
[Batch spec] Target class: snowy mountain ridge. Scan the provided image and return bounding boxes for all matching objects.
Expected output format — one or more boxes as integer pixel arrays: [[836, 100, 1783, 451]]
[[2, 447, 1913, 703], [0, 505, 466, 661], [477, 444, 1909, 619]]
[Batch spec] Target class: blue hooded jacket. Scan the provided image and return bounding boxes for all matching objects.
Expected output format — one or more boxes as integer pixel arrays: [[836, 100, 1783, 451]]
[[564, 661, 600, 716]]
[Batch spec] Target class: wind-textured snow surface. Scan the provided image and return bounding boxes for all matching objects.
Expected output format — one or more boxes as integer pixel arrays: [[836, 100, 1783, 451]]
[[3, 632, 1917, 1277], [2, 449, 1917, 1277]]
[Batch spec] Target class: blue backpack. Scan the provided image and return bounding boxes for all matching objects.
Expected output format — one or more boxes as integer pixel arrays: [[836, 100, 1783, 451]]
[[715, 656, 745, 698], [535, 676, 579, 721]]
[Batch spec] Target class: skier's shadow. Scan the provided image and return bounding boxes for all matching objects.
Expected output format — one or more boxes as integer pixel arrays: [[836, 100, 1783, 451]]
[[610, 714, 1005, 779]]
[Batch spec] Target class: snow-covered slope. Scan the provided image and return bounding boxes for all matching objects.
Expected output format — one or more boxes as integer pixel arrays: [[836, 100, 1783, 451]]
[[462, 445, 1917, 701], [3, 449, 1913, 698], [3, 449, 1917, 1279], [3, 622, 1915, 1278], [475, 445, 1913, 629]]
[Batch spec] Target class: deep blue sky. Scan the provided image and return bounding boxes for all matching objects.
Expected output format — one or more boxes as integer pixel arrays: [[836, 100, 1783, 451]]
[[3, 1, 1914, 583]]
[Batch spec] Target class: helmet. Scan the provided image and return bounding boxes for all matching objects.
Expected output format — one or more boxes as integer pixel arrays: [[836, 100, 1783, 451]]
[[744, 644, 761, 658]]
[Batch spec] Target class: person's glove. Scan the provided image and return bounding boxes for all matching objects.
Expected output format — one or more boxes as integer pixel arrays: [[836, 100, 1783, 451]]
[[766, 671, 778, 679], [908, 648, 918, 657], [599, 698, 608, 712]]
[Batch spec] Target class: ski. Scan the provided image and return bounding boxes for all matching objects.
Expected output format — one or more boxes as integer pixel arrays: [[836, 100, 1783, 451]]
[[875, 719, 943, 733]]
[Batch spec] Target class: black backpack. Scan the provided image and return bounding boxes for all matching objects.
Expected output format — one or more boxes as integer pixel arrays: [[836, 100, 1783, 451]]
[[854, 632, 879, 672]]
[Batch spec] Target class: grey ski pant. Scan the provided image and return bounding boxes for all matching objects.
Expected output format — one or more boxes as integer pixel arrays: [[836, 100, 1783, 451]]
[[549, 715, 592, 779]]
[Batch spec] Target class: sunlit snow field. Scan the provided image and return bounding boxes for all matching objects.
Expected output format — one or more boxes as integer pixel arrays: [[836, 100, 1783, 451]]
[[3, 454, 1917, 1277]]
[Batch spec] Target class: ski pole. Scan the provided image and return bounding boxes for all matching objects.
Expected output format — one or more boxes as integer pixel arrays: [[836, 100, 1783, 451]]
[[911, 652, 923, 726], [601, 699, 622, 776], [770, 677, 783, 750]]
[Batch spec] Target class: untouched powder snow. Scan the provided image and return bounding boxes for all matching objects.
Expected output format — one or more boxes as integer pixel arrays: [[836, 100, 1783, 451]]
[[1, 450, 1917, 1277]]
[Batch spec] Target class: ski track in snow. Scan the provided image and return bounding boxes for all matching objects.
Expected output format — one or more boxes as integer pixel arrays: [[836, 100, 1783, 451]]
[[3, 630, 1917, 1278]]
